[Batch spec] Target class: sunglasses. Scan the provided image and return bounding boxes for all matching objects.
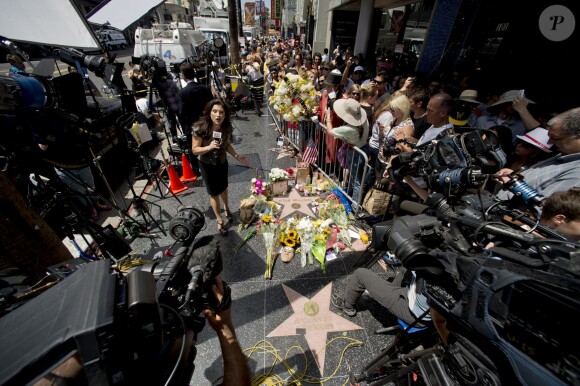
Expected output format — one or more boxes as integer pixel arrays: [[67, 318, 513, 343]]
[[351, 92, 361, 96], [373, 79, 385, 84], [516, 140, 535, 148]]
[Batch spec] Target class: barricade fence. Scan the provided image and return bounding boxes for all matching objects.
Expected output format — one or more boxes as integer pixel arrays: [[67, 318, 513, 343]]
[[267, 103, 370, 216]]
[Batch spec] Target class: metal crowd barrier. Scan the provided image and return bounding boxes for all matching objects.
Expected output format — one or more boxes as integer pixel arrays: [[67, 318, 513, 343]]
[[267, 104, 370, 216]]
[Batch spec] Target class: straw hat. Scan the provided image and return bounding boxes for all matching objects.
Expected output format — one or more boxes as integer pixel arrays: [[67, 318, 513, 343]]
[[491, 90, 535, 108], [516, 127, 552, 153], [458, 89, 480, 104], [333, 98, 367, 126]]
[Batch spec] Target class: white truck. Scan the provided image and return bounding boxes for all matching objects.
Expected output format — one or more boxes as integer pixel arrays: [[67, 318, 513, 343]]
[[133, 24, 208, 68], [192, 17, 231, 66]]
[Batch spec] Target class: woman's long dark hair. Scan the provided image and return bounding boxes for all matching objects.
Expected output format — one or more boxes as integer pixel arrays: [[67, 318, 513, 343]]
[[193, 99, 233, 140]]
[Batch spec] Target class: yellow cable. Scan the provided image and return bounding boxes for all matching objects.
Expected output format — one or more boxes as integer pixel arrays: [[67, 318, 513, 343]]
[[243, 336, 363, 386]]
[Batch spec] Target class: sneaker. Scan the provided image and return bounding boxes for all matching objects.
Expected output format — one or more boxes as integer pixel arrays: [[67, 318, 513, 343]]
[[331, 294, 356, 317]]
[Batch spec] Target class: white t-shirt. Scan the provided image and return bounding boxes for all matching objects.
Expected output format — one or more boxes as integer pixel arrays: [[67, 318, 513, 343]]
[[369, 111, 393, 150], [135, 98, 152, 118], [416, 123, 454, 147]]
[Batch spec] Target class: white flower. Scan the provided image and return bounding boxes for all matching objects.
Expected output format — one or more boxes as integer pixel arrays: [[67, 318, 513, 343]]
[[283, 113, 292, 121]]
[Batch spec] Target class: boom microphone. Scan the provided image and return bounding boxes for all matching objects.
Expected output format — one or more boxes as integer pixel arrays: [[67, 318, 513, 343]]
[[184, 236, 223, 305]]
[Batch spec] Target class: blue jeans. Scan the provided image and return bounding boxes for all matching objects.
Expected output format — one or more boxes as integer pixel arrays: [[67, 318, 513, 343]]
[[362, 146, 379, 197], [347, 145, 367, 205]]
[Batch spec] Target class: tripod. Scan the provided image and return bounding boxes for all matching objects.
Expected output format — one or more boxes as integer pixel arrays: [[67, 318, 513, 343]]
[[124, 169, 167, 237], [135, 146, 183, 204]]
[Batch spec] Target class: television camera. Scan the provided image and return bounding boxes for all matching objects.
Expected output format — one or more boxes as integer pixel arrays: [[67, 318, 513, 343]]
[[355, 190, 580, 385], [0, 206, 229, 386], [387, 129, 507, 197]]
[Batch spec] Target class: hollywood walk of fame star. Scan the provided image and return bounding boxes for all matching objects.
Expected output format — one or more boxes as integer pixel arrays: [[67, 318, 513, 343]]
[[273, 189, 319, 219], [267, 282, 362, 374], [269, 147, 295, 160]]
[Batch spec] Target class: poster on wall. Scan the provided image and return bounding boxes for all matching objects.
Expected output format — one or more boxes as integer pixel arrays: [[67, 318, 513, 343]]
[[245, 2, 256, 25]]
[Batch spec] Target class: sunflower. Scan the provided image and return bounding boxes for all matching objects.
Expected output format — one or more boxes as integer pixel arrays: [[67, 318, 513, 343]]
[[284, 237, 296, 248], [286, 229, 297, 240], [262, 214, 272, 223], [278, 231, 285, 243]]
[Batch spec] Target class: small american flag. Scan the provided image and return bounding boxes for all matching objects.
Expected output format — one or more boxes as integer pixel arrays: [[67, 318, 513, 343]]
[[302, 137, 318, 164]]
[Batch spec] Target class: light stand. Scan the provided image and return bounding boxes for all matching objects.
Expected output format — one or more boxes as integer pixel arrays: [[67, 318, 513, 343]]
[[124, 169, 167, 237]]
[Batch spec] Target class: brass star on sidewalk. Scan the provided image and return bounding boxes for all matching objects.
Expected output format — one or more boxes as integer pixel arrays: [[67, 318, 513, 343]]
[[273, 189, 318, 219], [267, 282, 362, 374], [269, 147, 295, 160]]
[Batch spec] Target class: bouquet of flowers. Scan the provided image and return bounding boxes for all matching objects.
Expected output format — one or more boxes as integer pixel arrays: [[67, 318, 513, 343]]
[[257, 214, 280, 279], [253, 195, 281, 217], [295, 216, 314, 267], [269, 167, 290, 182], [250, 177, 268, 196], [279, 216, 300, 249], [311, 218, 333, 272], [319, 194, 353, 249], [269, 73, 318, 122]]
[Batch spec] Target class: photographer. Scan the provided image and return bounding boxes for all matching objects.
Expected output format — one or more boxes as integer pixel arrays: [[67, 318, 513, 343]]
[[495, 107, 580, 200], [332, 268, 431, 326], [539, 188, 580, 241], [400, 93, 454, 203]]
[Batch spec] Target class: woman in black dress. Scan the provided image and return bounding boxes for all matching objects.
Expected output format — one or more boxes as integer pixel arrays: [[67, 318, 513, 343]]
[[191, 99, 251, 234]]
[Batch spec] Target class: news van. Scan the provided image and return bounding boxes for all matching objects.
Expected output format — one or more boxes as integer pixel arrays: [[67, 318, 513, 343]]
[[98, 30, 128, 51], [133, 24, 208, 68]]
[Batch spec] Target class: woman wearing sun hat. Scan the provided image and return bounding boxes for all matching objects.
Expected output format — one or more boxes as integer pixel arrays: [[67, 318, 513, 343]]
[[324, 98, 369, 204], [507, 127, 553, 172]]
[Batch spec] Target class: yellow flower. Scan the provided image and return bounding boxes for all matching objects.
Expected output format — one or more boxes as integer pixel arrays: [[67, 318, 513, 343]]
[[278, 231, 285, 243], [322, 228, 331, 235], [262, 215, 272, 223], [284, 238, 296, 248], [359, 232, 369, 244], [286, 229, 297, 240]]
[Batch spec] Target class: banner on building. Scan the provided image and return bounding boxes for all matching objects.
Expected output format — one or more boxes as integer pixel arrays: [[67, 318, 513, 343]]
[[245, 2, 256, 25], [271, 0, 281, 20]]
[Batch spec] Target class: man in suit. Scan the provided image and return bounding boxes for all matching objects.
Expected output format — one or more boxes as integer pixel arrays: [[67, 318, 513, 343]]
[[178, 62, 213, 174]]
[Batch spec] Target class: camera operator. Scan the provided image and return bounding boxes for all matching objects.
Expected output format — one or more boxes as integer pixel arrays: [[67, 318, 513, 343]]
[[399, 93, 454, 203], [495, 107, 580, 200], [178, 62, 213, 175], [204, 276, 251, 386], [539, 188, 580, 241], [331, 268, 431, 327]]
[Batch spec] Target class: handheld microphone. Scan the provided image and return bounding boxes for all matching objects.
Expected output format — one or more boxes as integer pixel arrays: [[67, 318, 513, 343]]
[[212, 131, 222, 163]]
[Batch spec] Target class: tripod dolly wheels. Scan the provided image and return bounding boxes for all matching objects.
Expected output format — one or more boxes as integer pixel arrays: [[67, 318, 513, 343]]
[[168, 206, 205, 242]]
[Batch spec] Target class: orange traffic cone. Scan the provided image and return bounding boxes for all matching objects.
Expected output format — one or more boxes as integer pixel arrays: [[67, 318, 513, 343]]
[[180, 153, 197, 182], [167, 161, 188, 194]]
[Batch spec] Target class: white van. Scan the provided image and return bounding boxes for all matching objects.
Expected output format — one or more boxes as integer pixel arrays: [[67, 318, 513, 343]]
[[98, 30, 128, 51]]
